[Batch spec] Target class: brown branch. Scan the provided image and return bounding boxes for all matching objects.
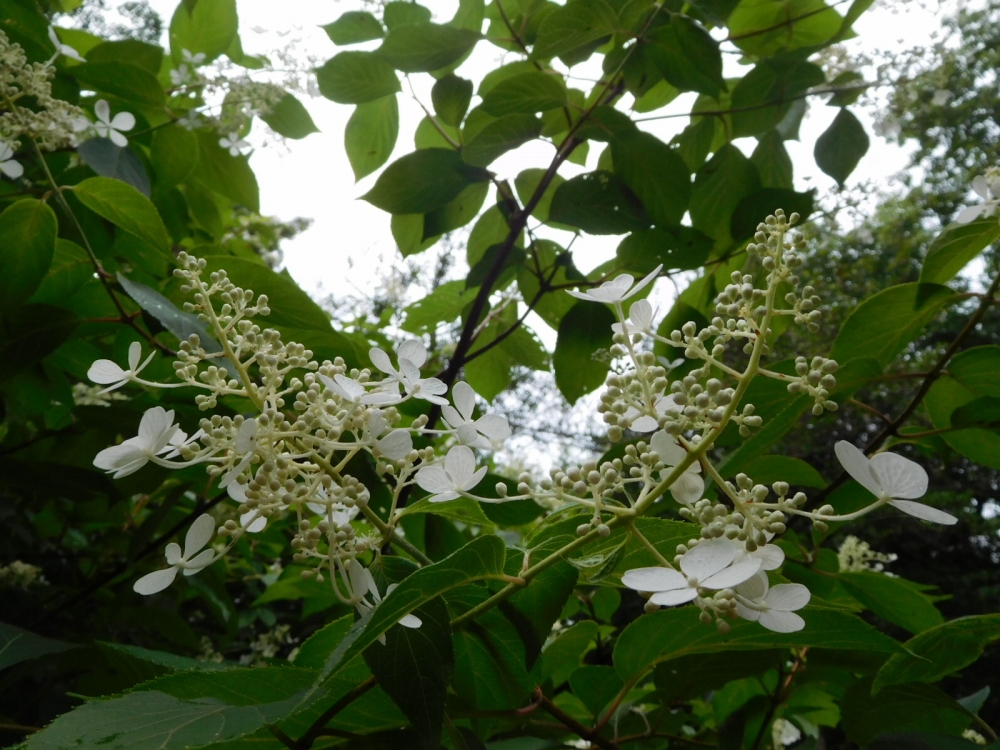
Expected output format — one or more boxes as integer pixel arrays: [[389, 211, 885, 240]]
[[536, 688, 616, 750]]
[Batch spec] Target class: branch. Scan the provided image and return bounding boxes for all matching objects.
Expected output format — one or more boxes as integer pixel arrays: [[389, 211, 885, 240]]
[[535, 688, 617, 750]]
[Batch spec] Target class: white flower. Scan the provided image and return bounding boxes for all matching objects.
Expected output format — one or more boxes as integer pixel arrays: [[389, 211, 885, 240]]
[[731, 535, 785, 571], [48, 26, 85, 62], [441, 381, 511, 450], [650, 430, 704, 503], [611, 298, 654, 335], [169, 63, 192, 86], [177, 111, 202, 130], [930, 89, 953, 106], [834, 441, 957, 525], [369, 339, 448, 406], [956, 170, 1000, 224], [319, 372, 367, 403], [624, 393, 679, 433], [133, 514, 216, 594], [93, 406, 182, 478], [219, 418, 258, 488], [415, 445, 487, 503], [87, 341, 154, 394], [305, 486, 359, 526], [621, 538, 761, 607], [735, 571, 810, 633], [93, 100, 135, 148], [0, 141, 24, 181], [227, 481, 267, 532], [347, 560, 422, 645], [181, 49, 206, 66], [566, 265, 662, 304], [219, 131, 249, 156], [772, 718, 803, 747], [366, 410, 413, 460]]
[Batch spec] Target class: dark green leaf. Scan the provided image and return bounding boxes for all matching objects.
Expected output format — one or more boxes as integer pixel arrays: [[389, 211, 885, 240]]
[[432, 74, 474, 126], [0, 620, 75, 672], [73, 176, 169, 253], [362, 148, 491, 215], [480, 72, 567, 116], [384, 2, 433, 29], [568, 665, 623, 718], [751, 130, 794, 190], [926, 377, 1000, 470], [0, 305, 79, 382], [504, 561, 577, 667], [532, 0, 618, 61], [920, 216, 1000, 285], [549, 171, 649, 235], [151, 125, 198, 191], [616, 226, 712, 273], [814, 108, 870, 186], [740, 454, 826, 488], [689, 144, 761, 243], [86, 38, 162, 73], [169, 0, 238, 63], [315, 51, 401, 104], [0, 198, 58, 315], [424, 181, 489, 237], [867, 732, 984, 750], [345, 95, 399, 181], [553, 301, 615, 404], [192, 130, 260, 211], [842, 678, 972, 746], [322, 11, 385, 45], [730, 187, 814, 242], [376, 23, 480, 73], [730, 61, 825, 139], [612, 131, 691, 226], [840, 571, 944, 635], [261, 92, 319, 139], [463, 113, 542, 167], [514, 168, 565, 225], [28, 240, 92, 307], [647, 16, 723, 97], [540, 620, 598, 686], [78, 139, 151, 196], [951, 395, 1000, 429], [72, 62, 165, 107]]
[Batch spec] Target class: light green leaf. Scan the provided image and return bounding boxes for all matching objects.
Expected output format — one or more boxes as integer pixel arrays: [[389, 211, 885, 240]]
[[261, 92, 319, 140], [740, 454, 826, 488], [362, 148, 491, 215], [376, 22, 481, 73], [0, 198, 58, 315], [463, 113, 542, 167], [384, 1, 433, 29], [322, 11, 384, 45], [647, 16, 723, 97], [465, 320, 514, 402], [345, 95, 399, 181], [192, 130, 260, 211], [728, 0, 841, 57], [151, 125, 199, 190], [432, 74, 474, 126], [532, 0, 618, 61], [401, 496, 493, 526], [481, 71, 567, 116], [612, 130, 691, 226], [920, 217, 1000, 285], [86, 38, 162, 72], [814, 108, 870, 187], [28, 240, 92, 307], [554, 301, 615, 404], [73, 177, 169, 253], [315, 51, 401, 104], [169, 0, 238, 63], [949, 346, 1000, 396], [549, 171, 649, 235], [401, 279, 478, 332], [72, 62, 165, 107]]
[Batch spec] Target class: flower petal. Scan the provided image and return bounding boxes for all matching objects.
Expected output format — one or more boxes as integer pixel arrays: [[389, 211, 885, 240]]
[[701, 556, 761, 590], [127, 341, 142, 370], [463, 465, 488, 492], [475, 414, 510, 441], [759, 610, 806, 633], [445, 445, 477, 484], [956, 204, 987, 224], [235, 418, 258, 453], [164, 542, 183, 565], [456, 424, 480, 446], [416, 465, 454, 494], [110, 112, 135, 131], [183, 513, 216, 558], [621, 566, 686, 592], [94, 443, 146, 473], [651, 431, 686, 466], [452, 381, 476, 421], [399, 613, 422, 628], [755, 544, 785, 571], [764, 583, 811, 612], [736, 602, 762, 621], [398, 339, 427, 368], [629, 298, 653, 329], [630, 415, 659, 432], [133, 566, 178, 595], [621, 265, 662, 301], [890, 499, 958, 525], [834, 441, 883, 497], [429, 490, 461, 503], [679, 538, 735, 581], [972, 175, 990, 200], [735, 570, 768, 600], [95, 99, 111, 123], [109, 130, 128, 148], [649, 587, 698, 606], [870, 452, 927, 499], [241, 512, 267, 532], [88, 359, 127, 384], [182, 548, 215, 574], [377, 428, 413, 460], [669, 472, 705, 505], [0, 159, 24, 179], [369, 347, 394, 374]]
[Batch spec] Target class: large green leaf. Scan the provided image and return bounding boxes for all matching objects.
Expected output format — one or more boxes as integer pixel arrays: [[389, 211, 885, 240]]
[[842, 678, 973, 746], [613, 606, 902, 681], [0, 198, 58, 316], [151, 125, 199, 190], [751, 130, 794, 190], [540, 620, 599, 687], [322, 11, 385, 45], [362, 148, 491, 215], [548, 171, 649, 235], [612, 131, 691, 227], [647, 16, 723, 97], [73, 176, 170, 253], [532, 0, 619, 61], [376, 22, 481, 72], [730, 187, 815, 242], [315, 51, 401, 104], [920, 216, 1000, 285], [401, 279, 478, 333], [192, 130, 260, 211], [423, 181, 489, 238], [814, 108, 870, 187], [839, 571, 943, 635], [0, 621, 75, 672], [0, 304, 79, 382], [728, 0, 841, 57], [345, 95, 399, 181], [168, 0, 237, 63], [432, 74, 474, 126], [730, 61, 825, 139], [689, 144, 761, 243], [72, 62, 165, 107], [463, 113, 542, 167], [926, 376, 1000, 470], [78, 139, 151, 196], [617, 226, 712, 273], [261, 92, 319, 140], [480, 71, 567, 116], [28, 240, 92, 307], [553, 301, 615, 404]]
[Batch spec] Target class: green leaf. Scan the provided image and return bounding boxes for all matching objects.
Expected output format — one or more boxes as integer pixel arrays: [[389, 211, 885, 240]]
[[322, 11, 385, 45], [480, 72, 567, 116], [72, 62, 165, 107], [532, 0, 618, 62], [949, 346, 1000, 396], [261, 92, 319, 139], [401, 279, 478, 333], [616, 226, 712, 273], [549, 171, 649, 235], [647, 16, 723, 97], [319, 535, 507, 683], [464, 319, 514, 401], [401, 496, 493, 527], [0, 620, 75, 672], [0, 198, 58, 316], [814, 108, 869, 187], [867, 733, 986, 750], [362, 148, 491, 215], [751, 130, 794, 190], [168, 0, 237, 63], [728, 0, 841, 57], [364, 595, 453, 749], [151, 125, 199, 191], [540, 620, 598, 687], [99, 642, 230, 673], [86, 38, 162, 73], [830, 283, 958, 369], [843, 678, 973, 746], [191, 130, 260, 211], [315, 51, 401, 104], [951, 395, 1000, 429], [689, 144, 761, 243], [730, 187, 815, 242], [28, 240, 92, 307], [839, 571, 943, 635], [78, 139, 151, 197], [463, 113, 542, 167], [514, 168, 565, 225], [612, 131, 691, 226], [729, 61, 825, 139], [345, 95, 399, 181], [384, 1, 433, 29], [569, 665, 623, 718], [613, 606, 902, 682], [73, 176, 169, 254], [672, 117, 716, 173], [926, 377, 1000, 470], [553, 302, 615, 404], [432, 74, 474, 126], [376, 22, 481, 72], [423, 181, 489, 238], [0, 304, 79, 382], [920, 217, 1000, 285]]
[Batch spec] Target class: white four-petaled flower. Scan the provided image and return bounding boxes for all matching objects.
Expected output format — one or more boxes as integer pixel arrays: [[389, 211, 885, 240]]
[[611, 298, 654, 336], [834, 441, 957, 525], [566, 265, 662, 304], [347, 560, 422, 645], [366, 410, 413, 460], [93, 406, 182, 478], [650, 430, 704, 504], [369, 340, 448, 406], [133, 514, 216, 594], [93, 100, 136, 148], [621, 538, 761, 607], [181, 49, 206, 66], [87, 341, 154, 393], [442, 381, 511, 450], [219, 131, 250, 156], [415, 445, 487, 503], [0, 141, 24, 181], [956, 170, 1000, 224], [735, 571, 810, 632], [48, 26, 85, 62]]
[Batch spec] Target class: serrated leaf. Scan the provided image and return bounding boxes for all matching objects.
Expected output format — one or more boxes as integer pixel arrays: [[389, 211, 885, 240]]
[[689, 144, 761, 243], [611, 130, 691, 226], [549, 171, 649, 235], [73, 177, 169, 254], [0, 620, 75, 672], [480, 71, 567, 116], [401, 279, 478, 333], [814, 108, 869, 186], [362, 148, 491, 215], [315, 51, 401, 104], [376, 22, 481, 72], [345, 95, 399, 181], [647, 15, 723, 97], [616, 226, 712, 273], [532, 0, 618, 61], [322, 11, 384, 45], [463, 113, 542, 167], [432, 74, 474, 126], [839, 571, 943, 635]]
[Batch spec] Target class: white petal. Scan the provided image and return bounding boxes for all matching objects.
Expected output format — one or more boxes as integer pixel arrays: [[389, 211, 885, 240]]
[[621, 566, 686, 592], [462, 466, 488, 493], [367, 410, 387, 436], [870, 452, 927, 499], [398, 339, 427, 368], [972, 175, 990, 200], [87, 359, 127, 384], [127, 341, 142, 370], [183, 514, 216, 558], [651, 431, 684, 465], [475, 414, 510, 441], [445, 445, 477, 484], [369, 347, 394, 374], [736, 601, 762, 621], [649, 587, 698, 606], [133, 567, 178, 595], [755, 544, 785, 571], [399, 359, 421, 385], [240, 512, 266, 532], [701, 556, 761, 590], [399, 614, 422, 628], [362, 390, 403, 406], [429, 491, 460, 503], [890, 499, 958, 525], [759, 610, 806, 633], [138, 407, 174, 450], [347, 559, 368, 598], [48, 25, 60, 46], [95, 99, 111, 124], [94, 444, 147, 476], [182, 548, 215, 573], [220, 452, 251, 488], [0, 160, 24, 179], [456, 423, 480, 445], [764, 583, 811, 612], [679, 538, 735, 580], [628, 298, 653, 329], [630, 415, 659, 432], [621, 265, 662, 301], [110, 112, 135, 131], [227, 482, 247, 502], [416, 465, 455, 494], [834, 441, 883, 497], [669, 472, 705, 505], [109, 130, 128, 148], [164, 542, 183, 565], [566, 289, 596, 301], [735, 570, 768, 600], [235, 418, 258, 453], [377, 429, 412, 460], [335, 374, 365, 399], [306, 502, 326, 516], [441, 404, 465, 428], [452, 381, 476, 421], [956, 204, 987, 224], [417, 377, 448, 396]]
